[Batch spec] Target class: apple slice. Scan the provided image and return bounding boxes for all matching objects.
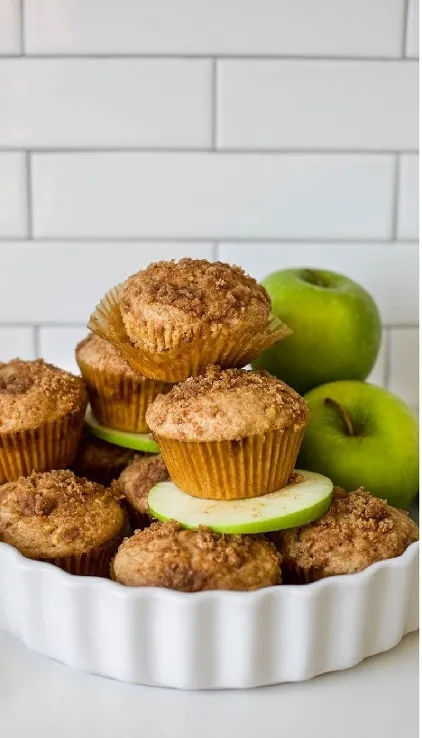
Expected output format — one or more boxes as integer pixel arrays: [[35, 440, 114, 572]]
[[148, 470, 333, 534], [85, 406, 159, 453]]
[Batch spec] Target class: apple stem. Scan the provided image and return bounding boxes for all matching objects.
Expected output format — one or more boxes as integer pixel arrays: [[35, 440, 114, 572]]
[[304, 269, 325, 287], [324, 397, 355, 436]]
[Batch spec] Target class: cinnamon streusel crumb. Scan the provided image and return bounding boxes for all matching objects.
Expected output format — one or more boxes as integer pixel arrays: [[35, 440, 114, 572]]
[[0, 470, 125, 559], [121, 259, 270, 323], [111, 521, 281, 591], [273, 487, 419, 581], [0, 359, 87, 433], [76, 334, 145, 379], [119, 259, 272, 353], [114, 454, 169, 516], [146, 366, 308, 441]]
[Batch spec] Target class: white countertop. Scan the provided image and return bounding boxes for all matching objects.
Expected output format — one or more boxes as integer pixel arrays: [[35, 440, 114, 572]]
[[1, 631, 418, 738]]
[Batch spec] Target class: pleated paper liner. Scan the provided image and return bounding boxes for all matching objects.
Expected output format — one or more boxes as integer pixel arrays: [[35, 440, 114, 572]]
[[76, 360, 171, 433], [72, 436, 136, 487], [125, 505, 150, 532], [88, 284, 292, 382], [0, 404, 86, 484], [281, 563, 321, 585], [153, 425, 307, 500], [42, 517, 129, 578]]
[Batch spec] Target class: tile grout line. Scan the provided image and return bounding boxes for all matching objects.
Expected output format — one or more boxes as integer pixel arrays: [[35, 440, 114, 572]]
[[18, 0, 25, 55], [401, 0, 410, 57], [0, 147, 417, 155], [25, 152, 33, 237], [211, 243, 219, 260], [0, 53, 417, 61], [0, 236, 419, 245], [33, 325, 41, 358], [391, 154, 400, 240]]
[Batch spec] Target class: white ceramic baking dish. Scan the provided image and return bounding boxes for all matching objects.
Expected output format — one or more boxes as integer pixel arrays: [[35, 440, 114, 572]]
[[0, 540, 418, 689]]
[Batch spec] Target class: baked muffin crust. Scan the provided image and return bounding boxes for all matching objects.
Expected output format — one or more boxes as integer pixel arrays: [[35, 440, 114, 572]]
[[0, 470, 125, 559], [274, 487, 419, 581], [115, 454, 169, 517], [120, 259, 271, 351], [111, 521, 281, 591], [76, 334, 145, 380], [0, 359, 87, 433], [146, 366, 308, 442]]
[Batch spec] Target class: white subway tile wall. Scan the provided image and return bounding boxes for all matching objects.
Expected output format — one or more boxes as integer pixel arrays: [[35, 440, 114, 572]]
[[0, 0, 418, 408], [0, 153, 28, 237], [0, 0, 21, 54], [217, 61, 417, 151]]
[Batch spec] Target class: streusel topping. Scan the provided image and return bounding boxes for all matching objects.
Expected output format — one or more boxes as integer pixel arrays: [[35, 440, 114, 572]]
[[119, 259, 271, 351], [76, 333, 145, 379], [114, 454, 169, 515], [121, 259, 270, 323], [111, 521, 281, 591], [275, 487, 419, 579], [146, 366, 308, 441], [0, 359, 87, 433], [0, 470, 125, 558]]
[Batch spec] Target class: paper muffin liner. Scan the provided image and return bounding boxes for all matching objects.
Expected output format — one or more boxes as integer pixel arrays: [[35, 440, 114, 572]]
[[76, 360, 170, 433], [43, 517, 129, 578], [72, 440, 136, 487], [153, 425, 307, 500], [125, 505, 151, 532], [0, 404, 87, 484], [88, 284, 292, 382], [281, 564, 317, 585]]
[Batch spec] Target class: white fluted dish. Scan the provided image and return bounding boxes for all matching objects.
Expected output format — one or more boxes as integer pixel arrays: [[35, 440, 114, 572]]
[[0, 541, 418, 689]]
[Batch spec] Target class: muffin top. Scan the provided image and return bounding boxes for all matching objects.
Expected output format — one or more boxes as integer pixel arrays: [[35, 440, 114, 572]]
[[0, 359, 87, 433], [0, 470, 125, 559], [76, 333, 145, 380], [275, 487, 419, 580], [146, 366, 308, 442], [120, 259, 271, 351], [111, 521, 281, 591], [114, 454, 169, 517], [72, 432, 135, 486]]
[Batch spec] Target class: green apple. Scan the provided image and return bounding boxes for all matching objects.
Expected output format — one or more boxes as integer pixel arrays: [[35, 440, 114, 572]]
[[148, 471, 333, 534], [85, 406, 159, 453], [299, 380, 419, 509], [253, 268, 381, 394]]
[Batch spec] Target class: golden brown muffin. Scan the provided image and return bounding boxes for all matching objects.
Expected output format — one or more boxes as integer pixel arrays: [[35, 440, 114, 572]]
[[272, 487, 419, 583], [88, 258, 291, 382], [146, 366, 308, 500], [76, 333, 171, 432], [0, 359, 87, 483], [111, 521, 282, 591], [114, 453, 169, 530], [72, 431, 135, 486], [0, 470, 126, 576]]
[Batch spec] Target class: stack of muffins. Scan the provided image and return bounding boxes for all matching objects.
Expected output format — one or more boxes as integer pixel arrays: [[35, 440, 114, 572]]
[[0, 258, 418, 589]]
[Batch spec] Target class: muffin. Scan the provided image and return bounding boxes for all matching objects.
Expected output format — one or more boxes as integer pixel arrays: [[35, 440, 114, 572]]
[[114, 453, 169, 530], [88, 259, 291, 382], [111, 521, 281, 591], [76, 333, 171, 432], [0, 359, 87, 483], [272, 487, 419, 583], [0, 470, 127, 576], [146, 366, 309, 500], [72, 430, 135, 486]]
